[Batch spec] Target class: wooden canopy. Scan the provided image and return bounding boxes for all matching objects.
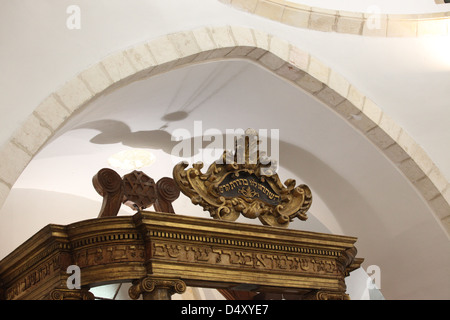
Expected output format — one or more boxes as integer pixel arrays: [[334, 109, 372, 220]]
[[0, 210, 362, 300]]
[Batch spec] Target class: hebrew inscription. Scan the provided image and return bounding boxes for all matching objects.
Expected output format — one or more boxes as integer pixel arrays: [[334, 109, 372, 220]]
[[5, 255, 61, 300], [152, 242, 339, 276], [218, 172, 281, 205], [74, 244, 145, 268]]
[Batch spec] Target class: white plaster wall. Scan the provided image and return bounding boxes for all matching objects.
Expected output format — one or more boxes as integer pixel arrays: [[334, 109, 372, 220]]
[[1, 0, 450, 183]]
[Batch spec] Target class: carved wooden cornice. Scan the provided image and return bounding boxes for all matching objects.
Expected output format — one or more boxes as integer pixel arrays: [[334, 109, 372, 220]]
[[0, 211, 363, 300]]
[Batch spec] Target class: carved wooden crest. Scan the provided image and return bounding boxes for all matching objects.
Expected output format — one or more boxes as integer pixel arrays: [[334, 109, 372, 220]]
[[173, 129, 312, 228], [122, 170, 158, 210], [93, 168, 180, 217]]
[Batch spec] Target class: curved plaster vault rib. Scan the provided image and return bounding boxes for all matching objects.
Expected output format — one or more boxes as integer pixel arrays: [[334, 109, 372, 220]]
[[0, 25, 449, 238], [219, 0, 450, 37]]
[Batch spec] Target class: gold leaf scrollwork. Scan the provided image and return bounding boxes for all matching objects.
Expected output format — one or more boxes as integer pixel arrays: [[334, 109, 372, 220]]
[[172, 129, 312, 228], [238, 186, 259, 199]]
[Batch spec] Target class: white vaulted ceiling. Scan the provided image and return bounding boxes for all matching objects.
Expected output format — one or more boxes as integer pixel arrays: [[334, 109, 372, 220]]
[[0, 0, 449, 300]]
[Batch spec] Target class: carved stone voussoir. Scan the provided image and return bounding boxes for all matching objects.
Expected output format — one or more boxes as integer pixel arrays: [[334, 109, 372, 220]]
[[173, 129, 312, 228]]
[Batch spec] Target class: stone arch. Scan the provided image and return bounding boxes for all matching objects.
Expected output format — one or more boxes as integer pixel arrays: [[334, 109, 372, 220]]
[[0, 25, 449, 236], [219, 0, 450, 37]]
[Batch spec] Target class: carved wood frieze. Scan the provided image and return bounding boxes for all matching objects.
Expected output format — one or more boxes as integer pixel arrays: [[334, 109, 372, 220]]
[[73, 244, 146, 268], [151, 240, 342, 276], [0, 211, 362, 300]]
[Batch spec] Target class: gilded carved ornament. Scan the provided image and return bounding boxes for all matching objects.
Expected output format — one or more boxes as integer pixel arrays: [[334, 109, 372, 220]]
[[173, 129, 312, 228]]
